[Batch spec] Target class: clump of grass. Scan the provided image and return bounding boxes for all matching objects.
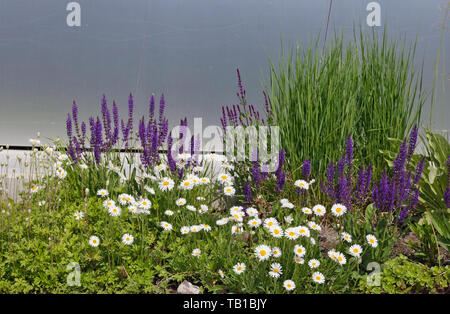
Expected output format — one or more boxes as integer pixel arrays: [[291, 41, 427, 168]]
[[265, 28, 425, 177]]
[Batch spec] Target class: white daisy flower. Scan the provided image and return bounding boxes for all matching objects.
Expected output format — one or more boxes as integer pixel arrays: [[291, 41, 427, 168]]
[[190, 225, 202, 233], [224, 186, 236, 196], [125, 195, 135, 204], [217, 173, 232, 184], [294, 256, 305, 264], [307, 221, 322, 232], [202, 224, 211, 232], [180, 226, 190, 235], [103, 199, 115, 208], [179, 179, 194, 190], [154, 163, 167, 173], [269, 225, 284, 238], [159, 177, 175, 191], [248, 218, 262, 228], [199, 177, 210, 185], [31, 185, 40, 193], [349, 244, 363, 257], [122, 233, 134, 245], [302, 207, 313, 215], [308, 259, 320, 269], [294, 244, 306, 257], [294, 179, 309, 190], [230, 211, 244, 222], [269, 263, 282, 278], [331, 203, 347, 217], [74, 211, 84, 220], [164, 210, 174, 216], [283, 280, 296, 291], [336, 252, 347, 265], [108, 206, 122, 217], [264, 217, 279, 229], [328, 250, 338, 261], [56, 167, 67, 179], [281, 201, 294, 209], [192, 166, 204, 173], [176, 198, 186, 206], [271, 247, 282, 258], [224, 181, 234, 187], [231, 224, 243, 234], [216, 217, 229, 226], [186, 205, 197, 212], [58, 154, 68, 161], [186, 174, 201, 185], [97, 189, 109, 197], [118, 194, 129, 205], [198, 204, 209, 214], [341, 232, 352, 243], [312, 272, 325, 284], [196, 196, 206, 201], [366, 234, 378, 247], [192, 248, 201, 257], [89, 236, 100, 247], [284, 215, 294, 224], [160, 221, 173, 231], [297, 225, 311, 237], [233, 263, 246, 274], [229, 206, 244, 214], [312, 204, 326, 216], [128, 205, 138, 214], [139, 199, 151, 210], [285, 227, 300, 240]]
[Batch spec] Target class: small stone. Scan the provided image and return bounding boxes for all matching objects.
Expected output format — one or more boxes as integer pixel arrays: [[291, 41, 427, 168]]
[[177, 280, 200, 294]]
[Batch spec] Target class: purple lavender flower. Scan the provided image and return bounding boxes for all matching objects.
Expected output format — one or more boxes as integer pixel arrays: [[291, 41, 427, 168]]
[[277, 171, 286, 193], [80, 121, 86, 151], [112, 101, 119, 146], [244, 182, 253, 203], [302, 159, 311, 181], [322, 160, 336, 200], [236, 68, 246, 106], [372, 171, 395, 212], [393, 139, 407, 180], [66, 114, 76, 161], [72, 101, 81, 141], [407, 125, 418, 161], [413, 157, 425, 185], [166, 132, 177, 173]]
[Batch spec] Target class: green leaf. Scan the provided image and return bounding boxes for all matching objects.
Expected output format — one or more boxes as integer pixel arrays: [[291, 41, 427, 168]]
[[365, 203, 376, 223]]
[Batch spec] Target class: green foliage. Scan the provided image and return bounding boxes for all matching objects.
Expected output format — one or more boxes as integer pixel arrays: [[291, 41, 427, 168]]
[[409, 220, 440, 266], [344, 203, 402, 265], [359, 255, 449, 294], [380, 129, 450, 215], [265, 28, 424, 177]]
